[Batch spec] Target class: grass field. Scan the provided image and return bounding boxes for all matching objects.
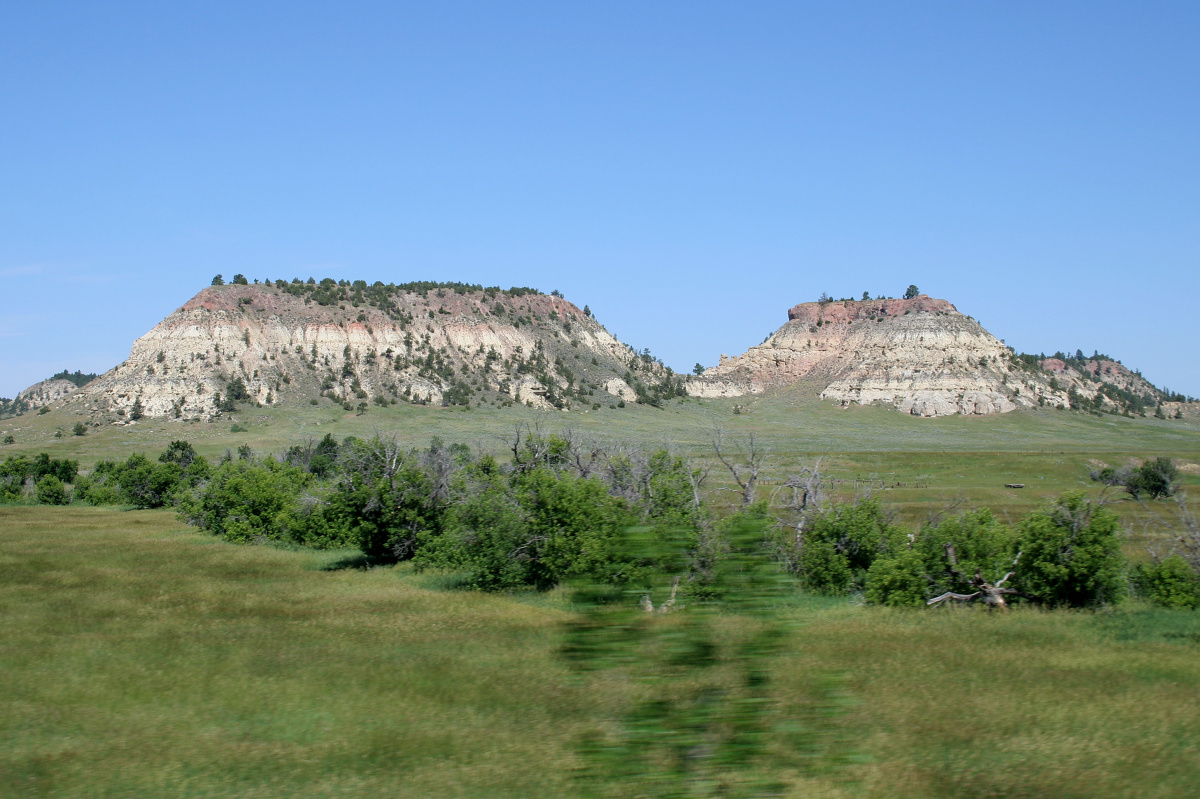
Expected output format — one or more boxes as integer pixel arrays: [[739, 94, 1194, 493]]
[[6, 385, 1200, 532], [3, 506, 1199, 798]]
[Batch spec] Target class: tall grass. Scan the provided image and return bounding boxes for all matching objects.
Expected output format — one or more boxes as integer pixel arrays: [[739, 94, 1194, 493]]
[[2, 507, 1198, 797]]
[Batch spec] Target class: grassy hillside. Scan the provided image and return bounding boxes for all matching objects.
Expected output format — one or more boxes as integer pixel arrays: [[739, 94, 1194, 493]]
[[5, 384, 1199, 531], [2, 507, 1198, 798]]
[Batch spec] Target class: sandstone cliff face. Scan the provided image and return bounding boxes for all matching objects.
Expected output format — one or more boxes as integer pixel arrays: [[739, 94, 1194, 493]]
[[17, 379, 81, 409], [64, 282, 683, 421], [688, 296, 1068, 416]]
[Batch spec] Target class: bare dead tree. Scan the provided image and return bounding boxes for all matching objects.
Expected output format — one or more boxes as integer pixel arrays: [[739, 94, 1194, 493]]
[[1174, 495, 1200, 572], [282, 437, 319, 471], [771, 458, 826, 518], [927, 545, 1035, 610], [683, 454, 711, 511], [507, 420, 556, 472], [420, 444, 457, 505], [602, 447, 650, 505], [923, 496, 967, 530], [640, 576, 681, 614], [710, 428, 764, 508], [560, 427, 609, 479], [336, 435, 398, 491], [765, 458, 826, 574]]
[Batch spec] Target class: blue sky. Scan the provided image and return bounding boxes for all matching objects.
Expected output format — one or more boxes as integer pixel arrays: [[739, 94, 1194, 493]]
[[2, 1, 1197, 398]]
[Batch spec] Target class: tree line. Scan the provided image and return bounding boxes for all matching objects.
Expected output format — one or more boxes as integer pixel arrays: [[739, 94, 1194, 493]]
[[3, 431, 1197, 610]]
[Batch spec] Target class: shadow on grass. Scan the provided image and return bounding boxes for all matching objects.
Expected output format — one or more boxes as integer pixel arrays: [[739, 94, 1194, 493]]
[[319, 553, 395, 571], [1086, 603, 1200, 646]]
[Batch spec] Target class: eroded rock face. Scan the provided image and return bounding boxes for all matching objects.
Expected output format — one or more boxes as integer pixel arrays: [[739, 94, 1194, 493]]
[[688, 295, 1066, 416], [17, 379, 81, 409], [66, 283, 674, 419]]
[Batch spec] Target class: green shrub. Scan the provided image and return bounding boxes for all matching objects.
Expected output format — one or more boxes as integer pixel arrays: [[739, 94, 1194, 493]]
[[421, 473, 534, 589], [415, 444, 699, 591], [916, 508, 1018, 597], [79, 448, 209, 508], [798, 498, 904, 594], [1092, 457, 1178, 500], [1134, 556, 1200, 609], [865, 549, 928, 606], [35, 474, 69, 506], [179, 458, 320, 544], [327, 442, 440, 559], [1015, 492, 1126, 607], [74, 474, 122, 505], [1, 454, 78, 503]]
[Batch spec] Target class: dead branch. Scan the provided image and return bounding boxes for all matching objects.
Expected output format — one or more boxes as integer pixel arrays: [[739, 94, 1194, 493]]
[[928, 553, 1034, 611], [641, 575, 683, 614], [927, 591, 981, 606], [710, 428, 763, 508]]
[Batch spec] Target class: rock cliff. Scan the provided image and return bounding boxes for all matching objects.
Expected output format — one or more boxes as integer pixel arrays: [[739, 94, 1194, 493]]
[[18, 379, 82, 409], [58, 280, 685, 421], [12, 282, 1182, 423], [688, 295, 1146, 417]]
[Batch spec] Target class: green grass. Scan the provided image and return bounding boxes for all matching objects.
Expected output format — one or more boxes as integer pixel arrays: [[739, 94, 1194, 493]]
[[5, 384, 1200, 550], [2, 507, 1199, 797], [7, 382, 1200, 464]]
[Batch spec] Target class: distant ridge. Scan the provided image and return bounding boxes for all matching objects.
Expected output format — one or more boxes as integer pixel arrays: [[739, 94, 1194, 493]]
[[0, 371, 98, 418], [55, 278, 684, 422], [688, 294, 1180, 418], [7, 280, 1193, 423]]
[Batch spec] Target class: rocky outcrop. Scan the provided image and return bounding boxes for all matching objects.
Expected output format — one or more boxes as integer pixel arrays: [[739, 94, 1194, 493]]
[[65, 282, 683, 420], [17, 379, 81, 409], [688, 296, 1071, 416]]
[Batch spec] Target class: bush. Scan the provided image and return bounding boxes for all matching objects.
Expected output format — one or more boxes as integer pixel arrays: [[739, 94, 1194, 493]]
[[179, 458, 320, 544], [1, 454, 79, 502], [327, 440, 441, 560], [84, 455, 180, 508], [798, 498, 904, 594], [79, 447, 209, 508], [1015, 492, 1126, 607], [74, 474, 122, 505], [1134, 556, 1200, 609], [421, 473, 534, 589], [916, 508, 1018, 597], [72, 422, 87, 436], [415, 444, 697, 591], [864, 549, 928, 606], [35, 474, 69, 505], [1092, 457, 1178, 500]]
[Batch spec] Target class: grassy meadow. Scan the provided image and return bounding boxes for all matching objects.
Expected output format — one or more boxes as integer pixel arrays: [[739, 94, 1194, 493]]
[[2, 506, 1199, 798], [5, 383, 1200, 532]]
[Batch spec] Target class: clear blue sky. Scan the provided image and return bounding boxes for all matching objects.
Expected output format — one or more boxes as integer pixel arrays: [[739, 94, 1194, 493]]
[[2, 1, 1197, 398]]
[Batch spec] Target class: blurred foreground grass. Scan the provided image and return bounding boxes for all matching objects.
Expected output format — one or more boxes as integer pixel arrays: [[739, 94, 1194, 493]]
[[2, 507, 1199, 798]]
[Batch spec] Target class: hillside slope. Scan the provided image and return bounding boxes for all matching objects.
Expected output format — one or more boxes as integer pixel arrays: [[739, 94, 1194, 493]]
[[62, 279, 684, 422], [689, 295, 1177, 417]]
